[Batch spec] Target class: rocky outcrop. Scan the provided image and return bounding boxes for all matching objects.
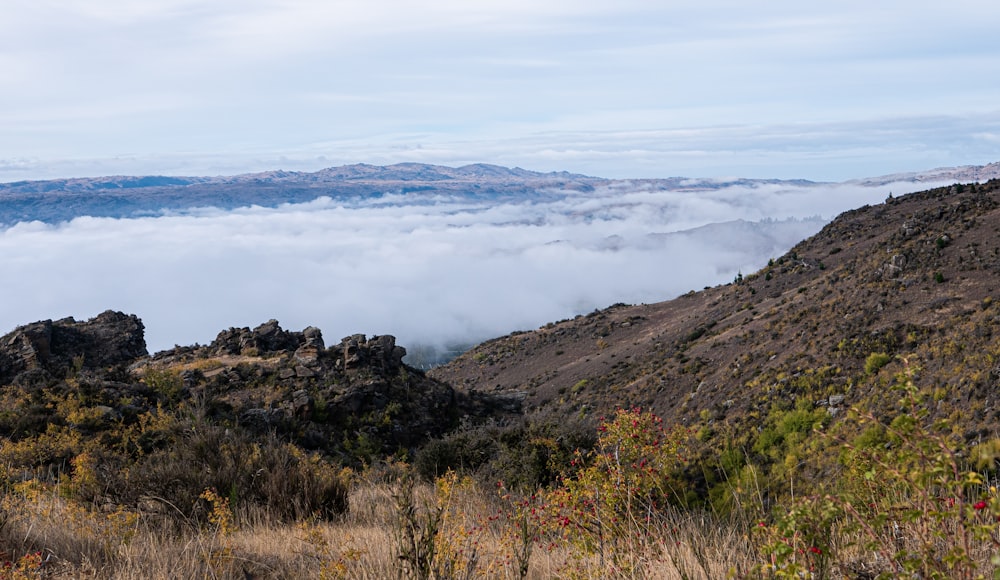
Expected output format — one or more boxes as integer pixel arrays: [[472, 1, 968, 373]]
[[203, 320, 405, 373], [209, 319, 310, 356], [0, 310, 146, 385], [1, 312, 521, 465], [332, 333, 406, 371]]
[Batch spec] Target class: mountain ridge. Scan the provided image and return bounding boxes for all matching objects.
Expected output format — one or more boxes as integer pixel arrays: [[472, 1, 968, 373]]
[[4, 161, 999, 226]]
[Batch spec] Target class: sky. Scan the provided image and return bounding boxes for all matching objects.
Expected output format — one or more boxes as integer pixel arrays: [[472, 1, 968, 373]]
[[2, 0, 999, 182]]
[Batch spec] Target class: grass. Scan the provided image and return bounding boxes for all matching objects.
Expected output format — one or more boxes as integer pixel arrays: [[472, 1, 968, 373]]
[[2, 455, 998, 579], [0, 477, 756, 579]]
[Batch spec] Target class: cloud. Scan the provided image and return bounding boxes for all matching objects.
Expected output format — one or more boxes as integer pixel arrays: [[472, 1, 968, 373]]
[[2, 2, 998, 182], [0, 179, 943, 354]]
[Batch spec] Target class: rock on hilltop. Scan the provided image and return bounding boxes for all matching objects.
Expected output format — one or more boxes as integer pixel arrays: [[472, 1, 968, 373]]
[[0, 310, 146, 386]]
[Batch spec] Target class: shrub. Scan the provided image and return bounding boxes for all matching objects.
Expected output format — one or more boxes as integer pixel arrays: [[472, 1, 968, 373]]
[[864, 352, 892, 375], [116, 424, 348, 522], [141, 368, 186, 402], [759, 363, 1000, 578], [414, 417, 595, 491], [544, 408, 690, 565], [414, 428, 499, 481]]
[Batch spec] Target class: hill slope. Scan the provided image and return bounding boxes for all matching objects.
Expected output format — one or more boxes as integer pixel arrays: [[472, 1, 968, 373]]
[[431, 180, 1000, 439]]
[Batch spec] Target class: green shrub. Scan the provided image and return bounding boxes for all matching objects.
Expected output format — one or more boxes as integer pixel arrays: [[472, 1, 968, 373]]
[[142, 368, 186, 402], [864, 352, 892, 375], [414, 417, 595, 491], [759, 363, 1000, 578]]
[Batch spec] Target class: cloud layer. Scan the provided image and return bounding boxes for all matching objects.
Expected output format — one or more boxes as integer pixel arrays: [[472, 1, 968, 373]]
[[0, 179, 939, 353]]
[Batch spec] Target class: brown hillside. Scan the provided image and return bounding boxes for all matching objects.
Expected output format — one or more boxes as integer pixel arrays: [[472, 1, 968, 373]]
[[431, 180, 1000, 438]]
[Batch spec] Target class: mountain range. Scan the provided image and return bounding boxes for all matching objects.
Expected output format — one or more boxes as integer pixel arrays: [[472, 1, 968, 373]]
[[3, 161, 1000, 226]]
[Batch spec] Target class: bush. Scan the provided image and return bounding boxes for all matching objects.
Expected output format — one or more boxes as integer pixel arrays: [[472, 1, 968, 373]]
[[544, 408, 691, 564], [758, 364, 1000, 578], [414, 417, 596, 491], [864, 352, 892, 375], [116, 424, 349, 522]]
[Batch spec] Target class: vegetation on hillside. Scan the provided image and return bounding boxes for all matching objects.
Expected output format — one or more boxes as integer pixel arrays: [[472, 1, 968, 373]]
[[2, 367, 999, 578]]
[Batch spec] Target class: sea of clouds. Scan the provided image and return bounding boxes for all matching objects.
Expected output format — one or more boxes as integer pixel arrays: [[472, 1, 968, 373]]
[[0, 179, 944, 358]]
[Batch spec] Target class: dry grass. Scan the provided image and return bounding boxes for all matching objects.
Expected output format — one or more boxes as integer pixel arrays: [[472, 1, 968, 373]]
[[0, 477, 757, 579], [6, 468, 992, 579]]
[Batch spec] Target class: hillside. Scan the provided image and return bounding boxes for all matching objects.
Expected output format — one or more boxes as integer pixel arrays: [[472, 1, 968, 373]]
[[431, 179, 1000, 440]]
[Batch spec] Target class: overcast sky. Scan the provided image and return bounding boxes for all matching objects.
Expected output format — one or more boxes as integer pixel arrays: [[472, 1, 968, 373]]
[[2, 1, 999, 182]]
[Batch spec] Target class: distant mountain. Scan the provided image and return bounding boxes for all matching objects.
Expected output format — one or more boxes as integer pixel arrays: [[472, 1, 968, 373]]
[[0, 163, 605, 225], [850, 161, 1000, 187], [6, 161, 998, 226]]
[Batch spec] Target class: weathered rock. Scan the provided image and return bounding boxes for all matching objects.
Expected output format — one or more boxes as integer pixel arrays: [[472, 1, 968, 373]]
[[342, 334, 366, 368], [294, 345, 321, 366], [335, 334, 407, 371], [369, 335, 407, 369], [291, 389, 313, 418], [209, 320, 313, 356], [252, 319, 300, 353], [241, 408, 275, 430], [302, 326, 325, 349], [880, 253, 908, 279], [0, 310, 146, 384]]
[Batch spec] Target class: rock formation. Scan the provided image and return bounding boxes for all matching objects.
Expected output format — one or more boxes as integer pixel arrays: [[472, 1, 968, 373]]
[[0, 310, 146, 385]]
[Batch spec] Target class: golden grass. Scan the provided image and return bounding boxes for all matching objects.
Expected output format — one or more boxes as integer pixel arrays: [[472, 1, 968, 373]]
[[6, 471, 991, 579], [0, 478, 757, 579]]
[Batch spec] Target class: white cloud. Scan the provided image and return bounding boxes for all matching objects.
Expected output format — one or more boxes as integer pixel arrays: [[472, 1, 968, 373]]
[[0, 179, 942, 353]]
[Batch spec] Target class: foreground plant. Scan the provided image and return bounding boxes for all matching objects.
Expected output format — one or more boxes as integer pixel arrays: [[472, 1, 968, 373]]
[[543, 408, 691, 573], [758, 361, 1000, 579]]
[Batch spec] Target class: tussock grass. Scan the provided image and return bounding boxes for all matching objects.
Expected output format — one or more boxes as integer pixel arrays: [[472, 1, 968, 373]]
[[0, 473, 755, 579]]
